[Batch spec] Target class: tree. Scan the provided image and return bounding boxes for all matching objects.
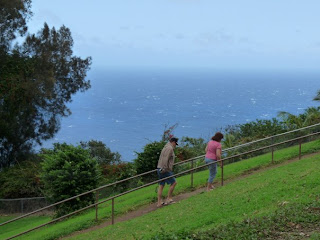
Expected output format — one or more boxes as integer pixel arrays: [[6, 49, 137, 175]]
[[0, 0, 32, 52], [314, 90, 320, 102], [0, 1, 92, 168], [278, 107, 320, 130], [41, 143, 100, 218], [0, 155, 43, 198], [278, 111, 306, 130], [303, 107, 320, 125], [176, 137, 206, 160], [134, 141, 166, 179], [161, 123, 178, 142], [80, 140, 121, 165]]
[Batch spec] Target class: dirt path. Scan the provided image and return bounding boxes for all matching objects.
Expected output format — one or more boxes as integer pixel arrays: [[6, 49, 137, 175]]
[[63, 151, 320, 239]]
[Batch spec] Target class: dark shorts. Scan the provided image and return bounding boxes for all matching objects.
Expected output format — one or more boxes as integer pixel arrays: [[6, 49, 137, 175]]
[[157, 169, 176, 186]]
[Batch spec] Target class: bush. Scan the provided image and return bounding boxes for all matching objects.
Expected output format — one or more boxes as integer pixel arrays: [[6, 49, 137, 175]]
[[0, 156, 43, 198], [41, 143, 100, 218], [100, 162, 135, 182], [99, 162, 137, 194], [134, 141, 166, 181], [80, 140, 121, 165]]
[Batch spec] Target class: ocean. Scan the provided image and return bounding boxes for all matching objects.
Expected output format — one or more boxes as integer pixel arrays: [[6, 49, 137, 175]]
[[41, 69, 320, 162]]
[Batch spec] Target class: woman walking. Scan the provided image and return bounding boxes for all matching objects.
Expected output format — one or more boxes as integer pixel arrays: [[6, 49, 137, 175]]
[[205, 132, 224, 191]]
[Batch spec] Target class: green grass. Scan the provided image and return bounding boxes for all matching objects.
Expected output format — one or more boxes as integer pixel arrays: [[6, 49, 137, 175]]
[[66, 153, 320, 240], [152, 201, 320, 239], [0, 216, 16, 224], [1, 139, 320, 240], [0, 215, 50, 239]]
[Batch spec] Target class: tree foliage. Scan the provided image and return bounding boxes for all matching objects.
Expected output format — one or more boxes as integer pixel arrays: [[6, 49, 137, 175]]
[[41, 143, 100, 218], [0, 0, 32, 52], [80, 140, 121, 165], [314, 90, 320, 102], [278, 107, 320, 130], [134, 141, 166, 175], [176, 137, 206, 160], [0, 1, 92, 169], [0, 156, 43, 198]]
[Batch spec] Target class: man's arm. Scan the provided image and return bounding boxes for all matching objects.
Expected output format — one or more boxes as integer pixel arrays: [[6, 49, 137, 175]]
[[167, 147, 174, 171]]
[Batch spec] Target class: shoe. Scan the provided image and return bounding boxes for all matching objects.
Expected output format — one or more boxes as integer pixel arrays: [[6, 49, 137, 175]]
[[166, 199, 176, 204], [157, 202, 166, 207]]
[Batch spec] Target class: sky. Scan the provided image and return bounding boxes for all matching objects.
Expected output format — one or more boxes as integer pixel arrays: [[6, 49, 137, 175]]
[[27, 0, 320, 70]]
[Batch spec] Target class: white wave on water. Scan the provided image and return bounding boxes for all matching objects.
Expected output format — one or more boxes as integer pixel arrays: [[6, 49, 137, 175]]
[[193, 101, 203, 105], [156, 110, 165, 114], [298, 89, 307, 96], [40, 70, 320, 162], [105, 97, 112, 102], [152, 95, 160, 100], [250, 98, 256, 104], [145, 95, 160, 100], [260, 113, 270, 118]]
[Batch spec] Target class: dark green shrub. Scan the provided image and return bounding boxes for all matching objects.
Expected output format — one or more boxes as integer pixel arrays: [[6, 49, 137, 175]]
[[41, 143, 100, 218], [177, 137, 206, 160], [80, 140, 121, 165], [99, 162, 137, 195], [0, 156, 43, 198], [134, 141, 166, 181]]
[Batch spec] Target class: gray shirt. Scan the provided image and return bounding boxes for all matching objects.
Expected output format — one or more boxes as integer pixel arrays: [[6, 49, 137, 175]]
[[157, 142, 175, 172]]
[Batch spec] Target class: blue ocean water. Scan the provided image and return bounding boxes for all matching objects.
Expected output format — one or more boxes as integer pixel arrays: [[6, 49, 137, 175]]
[[41, 69, 320, 162]]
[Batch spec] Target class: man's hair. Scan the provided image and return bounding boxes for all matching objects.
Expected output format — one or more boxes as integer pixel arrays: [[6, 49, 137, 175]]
[[169, 137, 178, 144]]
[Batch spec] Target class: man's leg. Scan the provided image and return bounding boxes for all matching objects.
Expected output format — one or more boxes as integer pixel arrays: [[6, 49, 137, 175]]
[[167, 181, 177, 202], [157, 184, 165, 206]]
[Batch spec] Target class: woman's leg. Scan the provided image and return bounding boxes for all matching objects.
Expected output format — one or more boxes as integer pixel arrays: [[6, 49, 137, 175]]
[[205, 158, 215, 190], [210, 162, 217, 189]]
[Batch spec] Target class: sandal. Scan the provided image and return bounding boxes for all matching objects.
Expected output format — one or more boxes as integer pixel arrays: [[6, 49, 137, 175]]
[[166, 199, 176, 204], [157, 202, 166, 207]]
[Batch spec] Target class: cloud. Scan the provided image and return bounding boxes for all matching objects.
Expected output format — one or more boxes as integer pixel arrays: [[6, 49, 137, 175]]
[[34, 9, 63, 27], [120, 26, 131, 30], [193, 30, 234, 46], [175, 33, 186, 40]]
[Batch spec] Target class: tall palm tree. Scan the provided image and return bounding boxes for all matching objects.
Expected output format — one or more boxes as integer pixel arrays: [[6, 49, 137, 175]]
[[278, 107, 320, 130], [277, 111, 305, 130], [304, 107, 320, 125], [222, 134, 237, 157]]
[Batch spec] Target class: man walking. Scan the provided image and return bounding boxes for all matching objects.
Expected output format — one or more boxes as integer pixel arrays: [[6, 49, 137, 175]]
[[157, 137, 178, 207]]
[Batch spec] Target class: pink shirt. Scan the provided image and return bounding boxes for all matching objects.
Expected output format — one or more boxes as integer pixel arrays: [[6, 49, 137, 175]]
[[205, 140, 222, 160]]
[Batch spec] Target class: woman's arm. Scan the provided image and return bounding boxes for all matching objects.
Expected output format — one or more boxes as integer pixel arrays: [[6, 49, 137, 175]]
[[216, 148, 221, 160], [216, 148, 222, 166]]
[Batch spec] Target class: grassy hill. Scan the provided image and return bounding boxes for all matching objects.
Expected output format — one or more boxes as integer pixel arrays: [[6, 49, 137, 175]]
[[1, 139, 320, 240], [66, 153, 320, 240]]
